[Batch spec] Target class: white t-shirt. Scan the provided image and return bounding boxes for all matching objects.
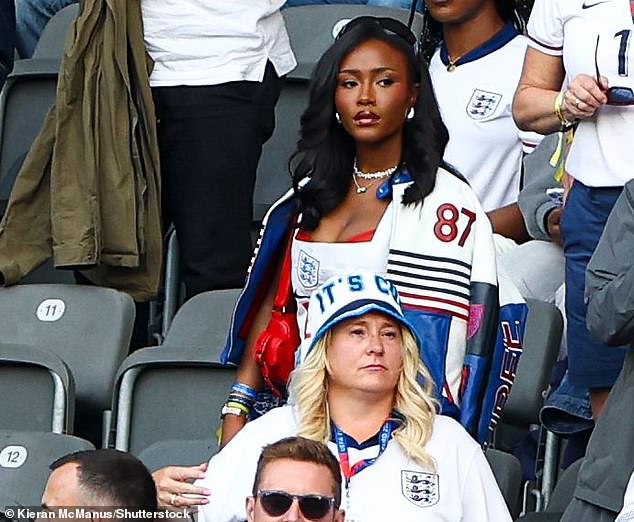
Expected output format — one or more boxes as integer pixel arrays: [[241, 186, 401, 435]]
[[430, 26, 542, 212], [195, 406, 511, 522], [291, 203, 392, 340], [141, 1, 296, 87], [528, 0, 634, 187]]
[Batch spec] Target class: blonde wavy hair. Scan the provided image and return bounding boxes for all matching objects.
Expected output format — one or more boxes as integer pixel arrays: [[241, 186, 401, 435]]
[[288, 324, 438, 470]]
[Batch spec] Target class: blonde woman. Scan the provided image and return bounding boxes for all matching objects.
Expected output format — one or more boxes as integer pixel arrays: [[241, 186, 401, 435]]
[[187, 270, 510, 521]]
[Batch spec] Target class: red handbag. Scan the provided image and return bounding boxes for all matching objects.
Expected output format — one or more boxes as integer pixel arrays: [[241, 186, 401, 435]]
[[253, 228, 300, 397]]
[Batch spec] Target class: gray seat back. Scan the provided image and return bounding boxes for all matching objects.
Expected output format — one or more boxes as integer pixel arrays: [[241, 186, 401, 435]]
[[112, 289, 240, 456], [31, 3, 79, 60], [111, 345, 236, 456], [0, 284, 135, 413], [0, 4, 79, 216], [0, 430, 94, 508], [137, 439, 216, 472], [0, 343, 75, 433], [503, 298, 563, 427], [162, 288, 241, 356], [485, 448, 523, 518]]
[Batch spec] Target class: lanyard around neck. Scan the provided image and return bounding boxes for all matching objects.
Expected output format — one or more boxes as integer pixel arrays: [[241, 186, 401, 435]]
[[333, 419, 396, 484]]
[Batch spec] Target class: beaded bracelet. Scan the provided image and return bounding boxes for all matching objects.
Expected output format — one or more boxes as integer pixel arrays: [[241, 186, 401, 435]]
[[554, 91, 575, 129]]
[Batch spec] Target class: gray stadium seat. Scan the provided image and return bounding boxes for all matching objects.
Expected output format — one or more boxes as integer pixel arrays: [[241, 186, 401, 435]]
[[136, 439, 215, 472], [0, 343, 75, 433], [0, 3, 79, 215], [30, 3, 79, 60], [503, 299, 563, 427], [110, 345, 236, 456], [486, 448, 523, 519], [0, 430, 94, 508], [162, 288, 241, 352], [497, 298, 563, 511], [0, 284, 135, 424], [110, 289, 240, 457]]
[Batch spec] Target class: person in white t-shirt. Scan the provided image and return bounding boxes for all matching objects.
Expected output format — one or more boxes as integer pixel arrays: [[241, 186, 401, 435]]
[[140, 2, 296, 298], [513, 0, 632, 424], [187, 270, 511, 522]]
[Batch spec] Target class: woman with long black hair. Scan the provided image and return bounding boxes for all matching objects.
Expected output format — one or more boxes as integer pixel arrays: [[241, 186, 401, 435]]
[[215, 14, 524, 448]]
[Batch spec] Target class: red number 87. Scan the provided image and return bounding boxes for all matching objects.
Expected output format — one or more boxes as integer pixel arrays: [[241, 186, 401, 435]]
[[433, 203, 477, 247]]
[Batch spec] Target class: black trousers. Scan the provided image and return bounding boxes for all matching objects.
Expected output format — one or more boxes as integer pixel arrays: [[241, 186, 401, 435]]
[[153, 62, 282, 298]]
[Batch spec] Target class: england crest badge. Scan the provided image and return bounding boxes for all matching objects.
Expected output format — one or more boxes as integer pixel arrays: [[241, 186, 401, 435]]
[[298, 250, 319, 288], [401, 470, 439, 507], [466, 89, 502, 120]]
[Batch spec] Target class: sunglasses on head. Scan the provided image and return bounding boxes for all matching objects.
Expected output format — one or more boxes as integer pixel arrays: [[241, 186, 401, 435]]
[[256, 490, 335, 519], [595, 34, 634, 105], [336, 16, 417, 47]]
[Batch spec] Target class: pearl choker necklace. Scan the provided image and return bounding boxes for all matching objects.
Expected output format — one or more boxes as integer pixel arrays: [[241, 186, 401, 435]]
[[352, 159, 399, 194], [353, 159, 399, 180]]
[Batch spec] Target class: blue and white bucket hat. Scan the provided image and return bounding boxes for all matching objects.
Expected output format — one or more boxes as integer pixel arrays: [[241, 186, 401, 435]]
[[296, 270, 422, 365]]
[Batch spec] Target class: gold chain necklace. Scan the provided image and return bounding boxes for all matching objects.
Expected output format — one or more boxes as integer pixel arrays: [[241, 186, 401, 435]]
[[446, 53, 464, 72]]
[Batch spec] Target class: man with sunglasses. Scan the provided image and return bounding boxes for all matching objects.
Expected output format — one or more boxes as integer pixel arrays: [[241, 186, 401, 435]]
[[246, 437, 345, 522]]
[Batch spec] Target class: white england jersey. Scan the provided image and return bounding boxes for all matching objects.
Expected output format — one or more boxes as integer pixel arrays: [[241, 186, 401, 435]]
[[528, 0, 634, 187], [196, 406, 512, 522], [430, 25, 542, 212]]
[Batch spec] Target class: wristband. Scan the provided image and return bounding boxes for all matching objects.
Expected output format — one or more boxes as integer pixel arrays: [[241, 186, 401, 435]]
[[231, 382, 258, 401], [226, 401, 250, 414], [554, 91, 575, 129], [226, 394, 253, 409], [221, 404, 248, 419]]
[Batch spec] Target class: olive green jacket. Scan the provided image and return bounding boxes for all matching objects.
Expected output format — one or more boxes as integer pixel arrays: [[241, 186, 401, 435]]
[[0, 0, 162, 301]]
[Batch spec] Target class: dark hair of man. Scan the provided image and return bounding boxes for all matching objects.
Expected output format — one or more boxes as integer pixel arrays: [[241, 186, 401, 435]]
[[291, 20, 449, 231], [50, 449, 157, 510], [252, 437, 343, 508], [419, 0, 527, 62]]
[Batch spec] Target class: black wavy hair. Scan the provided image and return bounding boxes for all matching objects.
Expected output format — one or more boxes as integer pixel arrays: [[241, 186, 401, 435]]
[[291, 19, 449, 231], [419, 0, 528, 63]]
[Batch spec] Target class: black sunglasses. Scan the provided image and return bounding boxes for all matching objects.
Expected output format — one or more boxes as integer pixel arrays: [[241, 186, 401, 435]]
[[336, 16, 417, 47], [595, 34, 634, 105], [256, 490, 335, 519]]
